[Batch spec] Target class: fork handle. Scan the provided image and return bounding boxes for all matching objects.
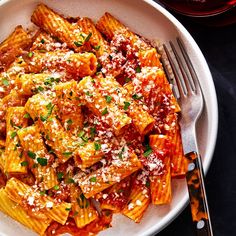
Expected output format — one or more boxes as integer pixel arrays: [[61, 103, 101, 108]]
[[185, 152, 213, 236]]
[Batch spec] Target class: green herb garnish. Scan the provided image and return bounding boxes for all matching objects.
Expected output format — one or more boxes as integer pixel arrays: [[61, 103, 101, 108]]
[[125, 77, 131, 83], [67, 178, 75, 184], [132, 94, 143, 100], [85, 91, 93, 97], [23, 113, 30, 119], [143, 147, 152, 157], [67, 119, 73, 125], [74, 41, 83, 47], [27, 151, 36, 159], [62, 152, 73, 157], [101, 107, 108, 115], [90, 127, 96, 138], [135, 65, 141, 73], [124, 101, 130, 110], [2, 77, 9, 86], [57, 172, 64, 180], [53, 185, 60, 190], [21, 161, 28, 166], [94, 142, 101, 151], [37, 157, 48, 166], [89, 177, 97, 182], [85, 32, 92, 42], [36, 86, 44, 92], [78, 131, 85, 138], [40, 190, 46, 196], [40, 102, 54, 122], [10, 132, 17, 139], [105, 95, 112, 103], [28, 52, 33, 58], [93, 45, 100, 50]]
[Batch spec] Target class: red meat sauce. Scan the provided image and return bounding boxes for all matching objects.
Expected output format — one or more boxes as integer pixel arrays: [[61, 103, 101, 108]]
[[99, 176, 131, 211], [45, 212, 112, 236]]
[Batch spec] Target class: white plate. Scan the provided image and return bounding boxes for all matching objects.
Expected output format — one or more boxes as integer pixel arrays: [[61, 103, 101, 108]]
[[0, 0, 218, 235]]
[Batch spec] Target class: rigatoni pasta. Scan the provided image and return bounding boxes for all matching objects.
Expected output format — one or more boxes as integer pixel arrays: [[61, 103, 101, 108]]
[[0, 5, 187, 236]]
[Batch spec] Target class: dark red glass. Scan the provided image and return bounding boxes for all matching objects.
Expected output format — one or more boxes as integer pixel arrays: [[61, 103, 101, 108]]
[[158, 0, 236, 17]]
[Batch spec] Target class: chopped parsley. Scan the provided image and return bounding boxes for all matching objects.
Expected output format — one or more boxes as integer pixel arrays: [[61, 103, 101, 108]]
[[124, 101, 130, 110], [81, 136, 88, 143], [2, 77, 9, 86], [20, 161, 28, 166], [67, 178, 75, 184], [57, 172, 64, 180], [40, 102, 54, 122], [135, 65, 141, 73], [65, 207, 71, 211], [10, 131, 17, 139], [74, 41, 83, 47], [105, 95, 112, 103], [78, 131, 85, 138], [125, 77, 131, 83], [145, 180, 150, 188], [85, 32, 92, 42], [132, 94, 143, 100], [28, 51, 33, 58], [118, 147, 125, 160], [53, 185, 60, 190], [143, 146, 152, 157], [89, 177, 97, 182], [37, 157, 48, 166], [85, 91, 93, 97], [90, 127, 96, 139], [36, 86, 44, 92], [62, 152, 73, 157], [97, 62, 102, 70], [27, 151, 36, 159], [23, 113, 30, 119], [44, 77, 59, 86], [40, 38, 45, 44], [94, 142, 101, 151], [101, 107, 108, 116], [40, 190, 46, 196], [93, 45, 100, 50], [67, 119, 73, 125]]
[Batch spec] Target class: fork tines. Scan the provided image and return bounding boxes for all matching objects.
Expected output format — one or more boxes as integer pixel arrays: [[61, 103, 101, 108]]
[[161, 38, 201, 98]]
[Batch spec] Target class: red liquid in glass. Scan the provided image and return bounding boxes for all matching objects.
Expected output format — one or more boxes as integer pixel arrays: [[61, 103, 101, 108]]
[[159, 0, 236, 16]]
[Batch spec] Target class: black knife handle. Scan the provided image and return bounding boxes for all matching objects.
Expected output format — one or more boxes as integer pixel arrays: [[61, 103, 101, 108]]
[[185, 152, 213, 236]]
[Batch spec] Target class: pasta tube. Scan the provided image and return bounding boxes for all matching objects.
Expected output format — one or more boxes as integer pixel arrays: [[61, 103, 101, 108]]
[[122, 171, 150, 222], [4, 107, 29, 174], [25, 51, 97, 78], [95, 76, 155, 135], [79, 152, 142, 198], [0, 25, 32, 70], [77, 76, 131, 136], [149, 134, 172, 204], [31, 4, 90, 52], [17, 125, 58, 190], [16, 73, 62, 96], [25, 93, 78, 163], [0, 188, 51, 235], [70, 185, 98, 228], [5, 177, 71, 225], [55, 80, 83, 135]]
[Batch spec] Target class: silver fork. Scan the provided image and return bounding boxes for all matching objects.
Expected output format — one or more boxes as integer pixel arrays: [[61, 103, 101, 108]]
[[161, 38, 213, 236]]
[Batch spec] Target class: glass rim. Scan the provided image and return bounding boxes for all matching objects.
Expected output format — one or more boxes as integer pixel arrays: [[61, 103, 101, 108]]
[[158, 1, 236, 18]]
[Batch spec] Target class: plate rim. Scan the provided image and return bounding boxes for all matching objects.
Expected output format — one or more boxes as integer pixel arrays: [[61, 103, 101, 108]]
[[0, 0, 218, 235]]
